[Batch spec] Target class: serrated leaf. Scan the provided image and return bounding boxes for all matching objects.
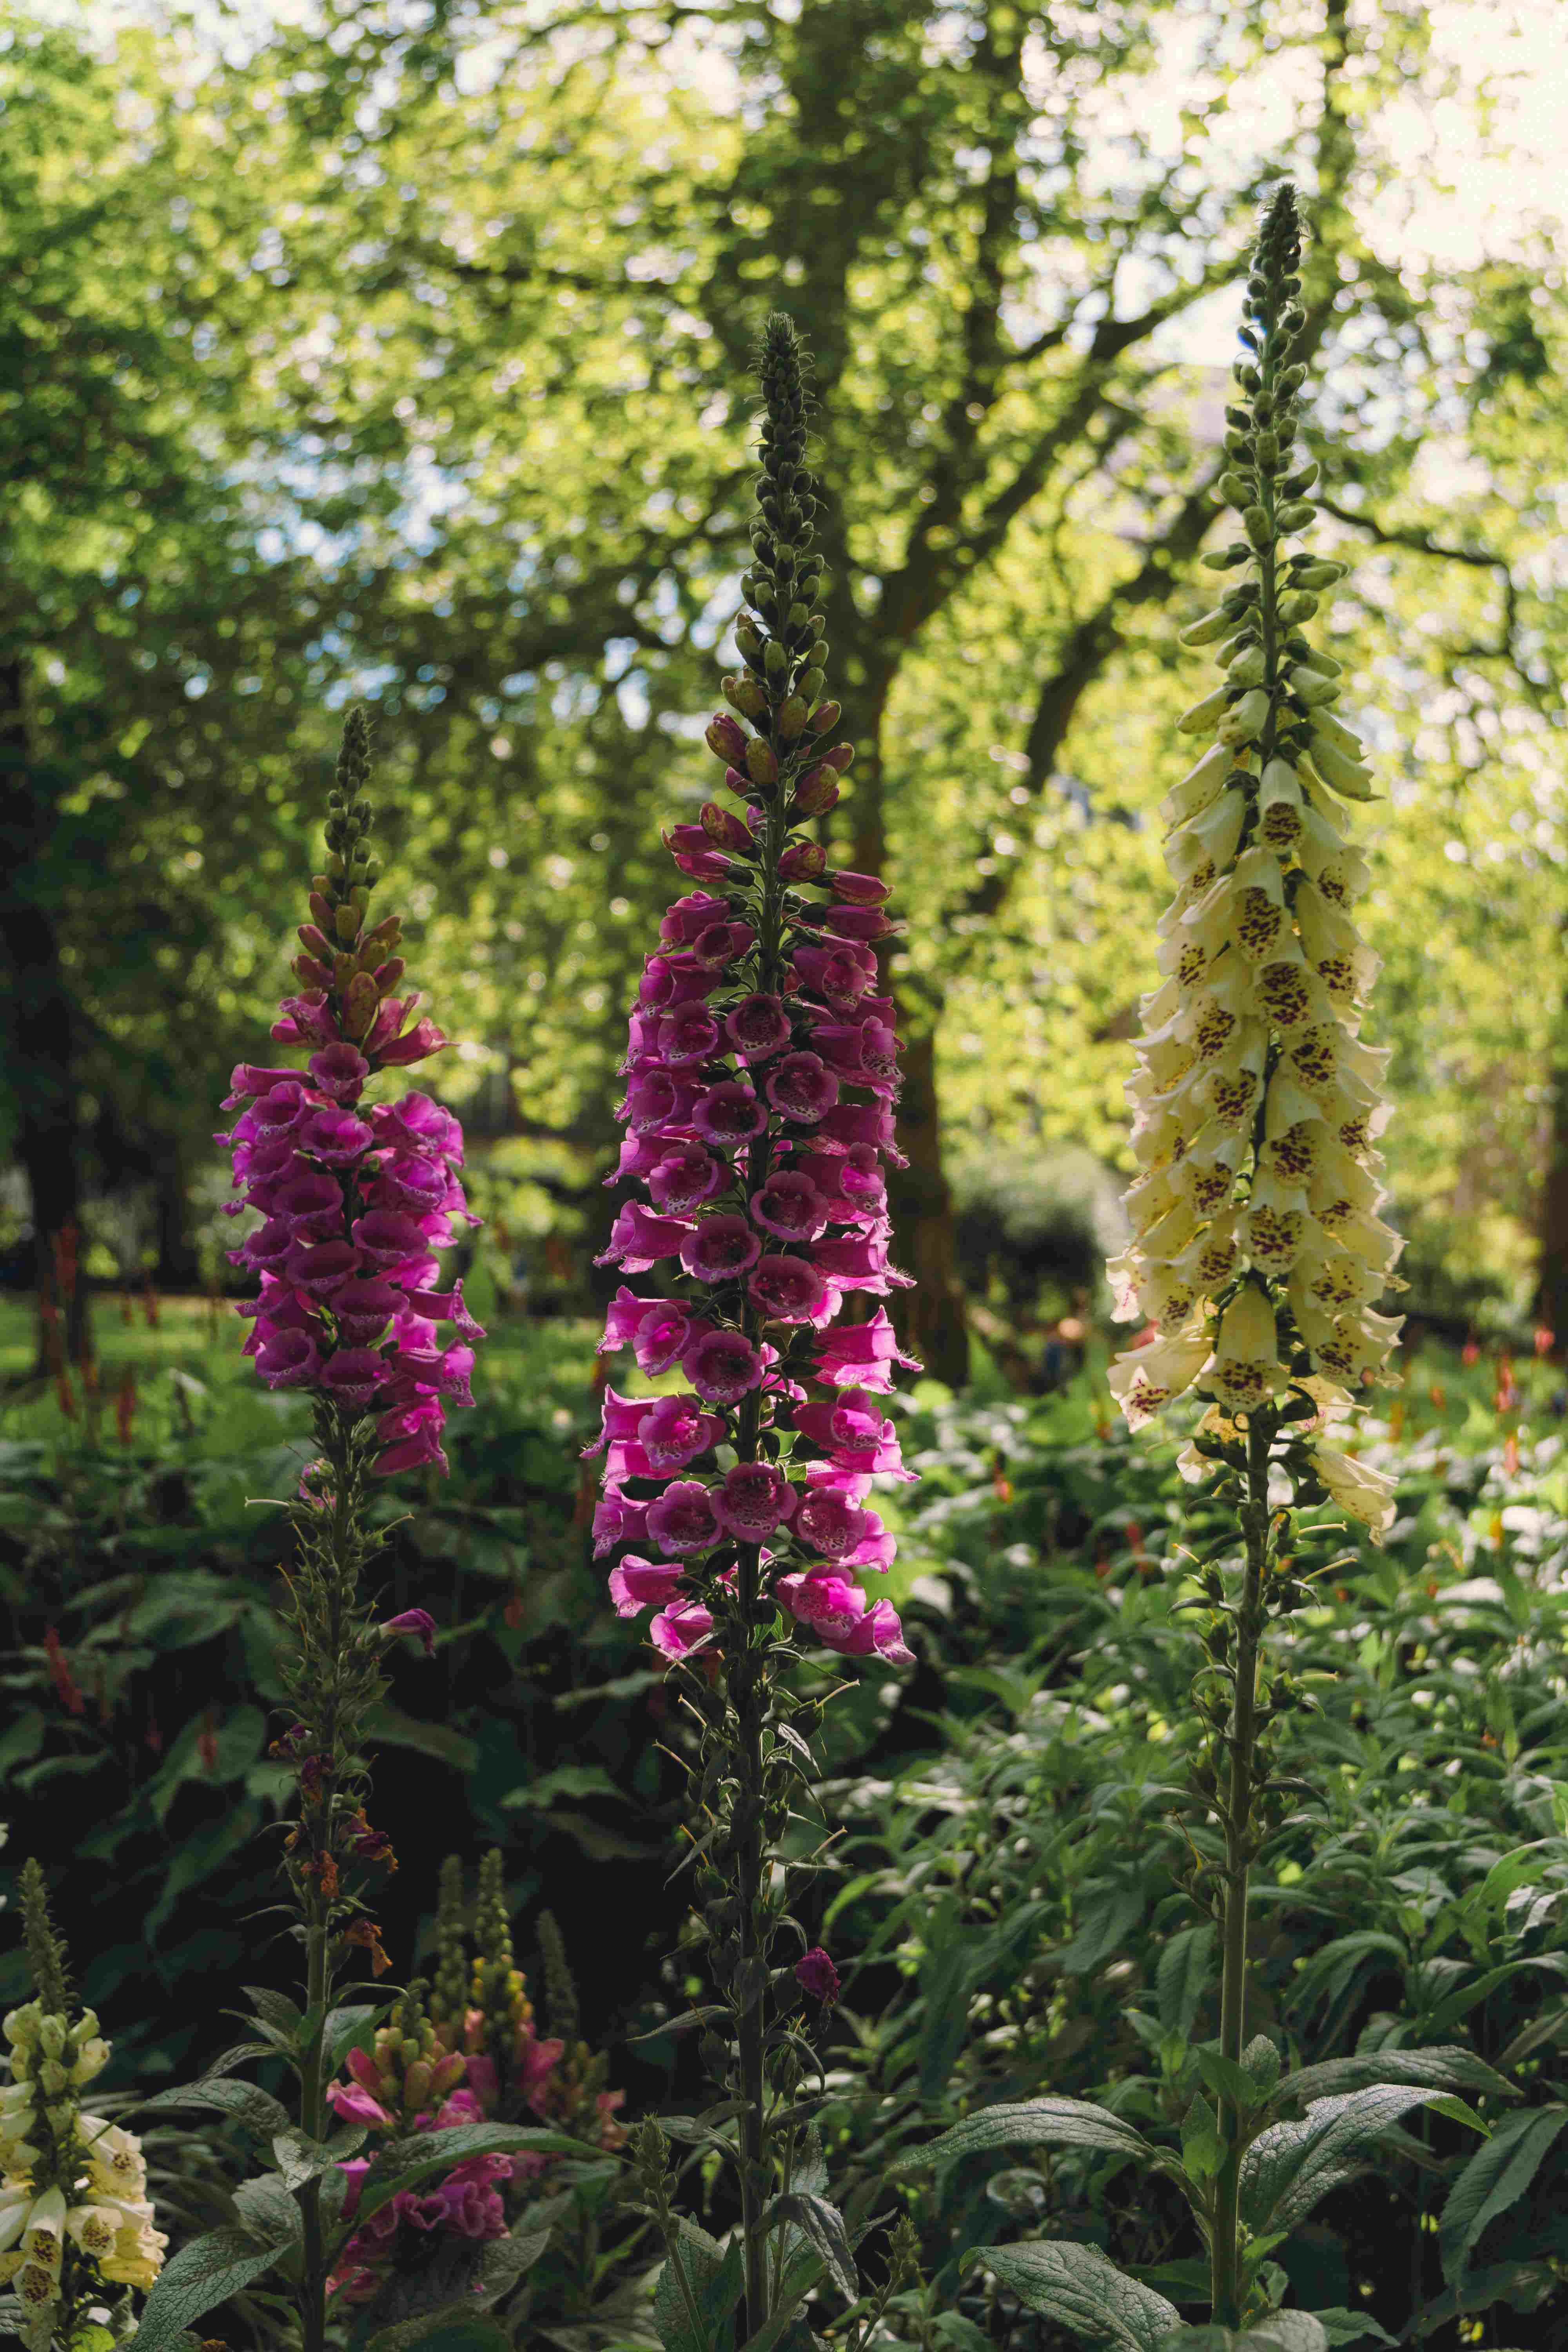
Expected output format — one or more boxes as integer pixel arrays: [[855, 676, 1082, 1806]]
[[141, 2076, 294, 2138], [1158, 1925, 1216, 2040], [1181, 2094, 1223, 2181], [273, 2122, 368, 2189], [914, 2097, 1154, 2171], [653, 2218, 745, 2352], [354, 2125, 586, 2226], [969, 2242, 1179, 2351], [1283, 2045, 1516, 2109], [232, 2171, 303, 2250], [1241, 2087, 1460, 2235], [130, 2224, 294, 2352], [1437, 2103, 1568, 2285], [474, 2220, 553, 2305], [771, 2191, 857, 2299], [1196, 2051, 1261, 2111], [242, 1984, 303, 2038]]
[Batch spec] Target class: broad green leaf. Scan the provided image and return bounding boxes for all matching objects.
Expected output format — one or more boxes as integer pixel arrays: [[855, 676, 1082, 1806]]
[[131, 2224, 293, 2352], [368, 2314, 512, 2351], [1241, 2088, 1459, 2234], [1283, 2046, 1515, 2110], [1437, 2103, 1568, 2285], [653, 2218, 746, 2352], [142, 2076, 293, 2138], [326, 2002, 394, 2073], [1181, 2094, 1223, 2181], [771, 2191, 857, 2299], [915, 2097, 1155, 2171], [966, 2241, 1180, 2352], [919, 1942, 976, 2102], [1303, 2309, 1399, 2347], [1158, 1924, 1216, 2040]]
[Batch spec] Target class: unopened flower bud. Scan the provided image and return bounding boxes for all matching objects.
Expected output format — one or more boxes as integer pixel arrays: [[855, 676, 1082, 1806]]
[[777, 695, 809, 740], [375, 958, 407, 993], [735, 620, 763, 664], [745, 739, 779, 787], [724, 674, 768, 721], [822, 741, 855, 772], [808, 700, 842, 735], [344, 972, 380, 1035], [430, 2051, 466, 2097], [1276, 499, 1315, 533], [1243, 504, 1272, 549], [764, 639, 788, 678], [1180, 609, 1232, 648], [1277, 590, 1319, 624], [1218, 470, 1250, 507], [797, 666, 825, 708], [701, 802, 752, 851], [790, 764, 838, 817], [779, 840, 827, 880], [705, 713, 748, 765], [403, 2058, 432, 2110], [37, 2020, 66, 2061], [1293, 560, 1346, 590]]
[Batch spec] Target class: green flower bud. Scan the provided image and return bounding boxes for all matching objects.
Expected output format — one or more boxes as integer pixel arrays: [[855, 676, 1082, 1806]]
[[1292, 560, 1346, 590], [1243, 505, 1272, 550], [1179, 609, 1233, 648], [1201, 544, 1251, 571], [1276, 590, 1318, 624], [1218, 470, 1251, 507], [745, 738, 779, 787], [1276, 499, 1316, 533], [777, 695, 809, 741], [764, 639, 788, 678]]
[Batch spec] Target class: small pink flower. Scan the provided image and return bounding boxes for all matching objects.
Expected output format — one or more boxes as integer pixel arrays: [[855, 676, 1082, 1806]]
[[596, 1202, 691, 1272], [319, 1347, 389, 1406], [693, 1083, 768, 1148], [646, 1479, 720, 1558], [638, 1393, 723, 1473], [656, 1003, 723, 1066], [608, 1557, 685, 1615], [650, 1597, 716, 1659], [350, 1210, 430, 1269], [649, 1148, 725, 1215], [301, 1107, 376, 1164], [257, 1328, 323, 1388], [683, 1327, 765, 1404], [726, 994, 793, 1058], [766, 1052, 839, 1124], [794, 1946, 840, 2005], [795, 1487, 871, 1561], [812, 1307, 920, 1392], [327, 2080, 395, 2129], [681, 1215, 762, 1283], [713, 1462, 796, 1539], [748, 1253, 831, 1325], [330, 1278, 406, 1345], [382, 1607, 438, 1656], [751, 1170, 828, 1242], [307, 1044, 372, 1100]]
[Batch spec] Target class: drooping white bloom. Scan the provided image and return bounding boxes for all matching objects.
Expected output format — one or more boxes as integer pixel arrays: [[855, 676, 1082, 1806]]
[[1108, 193, 1401, 1539]]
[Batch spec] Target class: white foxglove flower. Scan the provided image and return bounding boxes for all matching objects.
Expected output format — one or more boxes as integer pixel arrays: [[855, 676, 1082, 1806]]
[[1109, 184, 1402, 1540]]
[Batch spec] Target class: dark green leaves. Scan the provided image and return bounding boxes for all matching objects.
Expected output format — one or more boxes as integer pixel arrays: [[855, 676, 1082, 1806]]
[[915, 2098, 1156, 2171], [652, 2220, 746, 2352], [1437, 2104, 1568, 2285], [1241, 2087, 1483, 2236], [131, 2224, 296, 2352], [965, 2241, 1180, 2351]]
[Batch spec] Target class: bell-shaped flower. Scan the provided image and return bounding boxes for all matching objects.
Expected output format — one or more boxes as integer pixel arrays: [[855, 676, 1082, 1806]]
[[1108, 1332, 1212, 1430], [1205, 1286, 1285, 1414]]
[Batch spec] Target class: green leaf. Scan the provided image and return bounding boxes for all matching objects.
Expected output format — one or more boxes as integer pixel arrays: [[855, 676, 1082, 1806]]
[[354, 2125, 588, 2227], [232, 2171, 303, 2250], [966, 2241, 1180, 2352], [474, 2219, 554, 2305], [365, 1704, 479, 1774], [1283, 2045, 1515, 2109], [653, 2218, 746, 2352], [1241, 2088, 1463, 2235], [368, 2316, 512, 2351], [131, 2224, 294, 2352], [1437, 2103, 1568, 2285], [326, 2002, 394, 2073], [771, 2192, 858, 2300], [1158, 1924, 1216, 2040], [273, 2123, 368, 2189], [141, 2075, 294, 2138], [1181, 2093, 1223, 2181], [919, 1942, 976, 2103], [915, 2098, 1155, 2171], [1303, 2309, 1399, 2347], [500, 1761, 623, 1809], [1196, 2051, 1262, 2112]]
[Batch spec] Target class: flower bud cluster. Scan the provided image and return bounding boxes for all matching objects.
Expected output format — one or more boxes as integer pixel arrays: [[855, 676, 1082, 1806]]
[[218, 708, 485, 1478], [326, 1865, 623, 2310], [593, 316, 916, 1666], [1107, 185, 1402, 1534], [0, 1868, 165, 2347]]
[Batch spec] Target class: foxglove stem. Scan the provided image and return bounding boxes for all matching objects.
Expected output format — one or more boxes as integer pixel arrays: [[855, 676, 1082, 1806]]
[[1210, 1420, 1269, 2331]]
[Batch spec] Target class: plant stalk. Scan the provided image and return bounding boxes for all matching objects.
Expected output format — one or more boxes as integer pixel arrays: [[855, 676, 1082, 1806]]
[[1210, 1415, 1270, 2329]]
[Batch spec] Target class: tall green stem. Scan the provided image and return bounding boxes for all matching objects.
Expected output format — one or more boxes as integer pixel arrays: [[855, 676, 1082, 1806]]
[[298, 1896, 329, 2352], [1210, 1418, 1269, 2329]]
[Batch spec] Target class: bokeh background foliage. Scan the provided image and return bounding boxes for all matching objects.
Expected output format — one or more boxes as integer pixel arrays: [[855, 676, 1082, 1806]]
[[2, 0, 1566, 1378]]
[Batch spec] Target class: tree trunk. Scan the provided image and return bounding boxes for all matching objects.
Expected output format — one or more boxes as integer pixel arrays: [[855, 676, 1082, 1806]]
[[889, 1021, 968, 1388], [0, 656, 91, 1374], [152, 1125, 201, 1291], [1537, 935, 1568, 1351]]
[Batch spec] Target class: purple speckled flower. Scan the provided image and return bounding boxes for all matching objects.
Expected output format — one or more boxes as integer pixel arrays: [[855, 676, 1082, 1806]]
[[591, 319, 916, 1680], [220, 718, 482, 1488]]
